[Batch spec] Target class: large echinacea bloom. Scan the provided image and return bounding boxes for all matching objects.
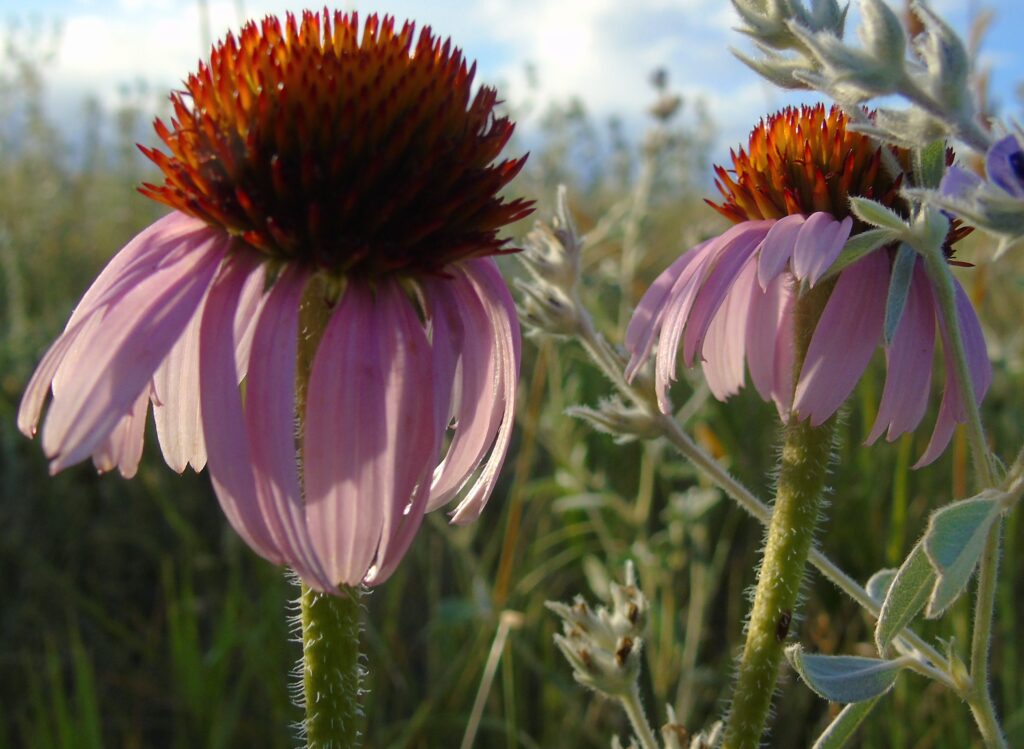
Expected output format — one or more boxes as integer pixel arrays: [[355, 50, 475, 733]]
[[626, 105, 989, 467], [19, 11, 532, 591]]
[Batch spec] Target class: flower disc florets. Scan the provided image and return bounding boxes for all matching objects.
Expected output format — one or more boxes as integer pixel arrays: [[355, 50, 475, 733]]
[[140, 10, 532, 278]]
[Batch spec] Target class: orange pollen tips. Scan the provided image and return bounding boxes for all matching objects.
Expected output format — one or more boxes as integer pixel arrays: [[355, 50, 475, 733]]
[[708, 104, 905, 225], [139, 11, 533, 277]]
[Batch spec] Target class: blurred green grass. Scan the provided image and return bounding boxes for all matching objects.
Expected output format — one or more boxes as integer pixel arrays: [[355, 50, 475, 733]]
[[1, 31, 1022, 749]]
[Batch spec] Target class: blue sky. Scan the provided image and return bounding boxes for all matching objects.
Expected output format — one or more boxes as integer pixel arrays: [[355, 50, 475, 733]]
[[4, 0, 1023, 164]]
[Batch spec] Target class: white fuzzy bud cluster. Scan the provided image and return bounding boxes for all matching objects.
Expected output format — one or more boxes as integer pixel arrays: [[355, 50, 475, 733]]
[[731, 0, 990, 152], [546, 561, 648, 698], [518, 185, 585, 336]]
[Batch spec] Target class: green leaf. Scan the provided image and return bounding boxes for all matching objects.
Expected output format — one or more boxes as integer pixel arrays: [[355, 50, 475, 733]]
[[812, 696, 885, 749], [924, 495, 1001, 618], [865, 568, 897, 604], [875, 541, 936, 653], [821, 227, 899, 282], [850, 196, 909, 232], [787, 646, 905, 703], [915, 140, 947, 189], [883, 243, 916, 344]]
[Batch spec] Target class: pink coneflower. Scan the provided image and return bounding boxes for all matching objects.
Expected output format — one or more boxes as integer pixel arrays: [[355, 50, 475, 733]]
[[18, 11, 531, 591], [626, 105, 988, 466]]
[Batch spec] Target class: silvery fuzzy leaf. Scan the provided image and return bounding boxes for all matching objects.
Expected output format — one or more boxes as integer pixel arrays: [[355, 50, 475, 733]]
[[812, 696, 885, 749], [876, 540, 935, 653], [787, 646, 906, 703]]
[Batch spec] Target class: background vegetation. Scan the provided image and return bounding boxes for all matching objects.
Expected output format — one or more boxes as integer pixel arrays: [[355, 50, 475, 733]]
[[1, 21, 1022, 749]]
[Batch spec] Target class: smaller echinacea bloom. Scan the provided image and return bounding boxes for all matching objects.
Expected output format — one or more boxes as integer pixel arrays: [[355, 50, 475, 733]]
[[19, 12, 532, 591], [626, 105, 989, 467]]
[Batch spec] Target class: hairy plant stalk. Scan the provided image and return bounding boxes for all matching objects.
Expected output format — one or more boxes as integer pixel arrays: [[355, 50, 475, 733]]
[[300, 585, 364, 748], [921, 242, 1006, 747], [723, 415, 836, 749], [294, 280, 364, 748], [620, 683, 660, 749]]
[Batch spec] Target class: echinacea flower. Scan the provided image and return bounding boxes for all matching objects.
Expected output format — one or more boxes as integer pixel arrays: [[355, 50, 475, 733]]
[[19, 11, 532, 591], [626, 105, 988, 466]]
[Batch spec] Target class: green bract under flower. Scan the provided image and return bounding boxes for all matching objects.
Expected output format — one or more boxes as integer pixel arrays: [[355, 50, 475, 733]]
[[140, 10, 533, 278]]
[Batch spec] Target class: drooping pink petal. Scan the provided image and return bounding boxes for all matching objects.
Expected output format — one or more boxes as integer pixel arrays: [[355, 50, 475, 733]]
[[422, 270, 500, 512], [745, 273, 788, 404], [441, 257, 521, 526], [654, 223, 767, 413], [701, 256, 757, 400], [771, 287, 797, 419], [42, 226, 229, 473], [804, 216, 852, 287], [303, 280, 436, 587], [153, 292, 208, 473], [624, 246, 703, 381], [867, 263, 935, 444], [793, 249, 889, 426], [914, 277, 991, 468], [233, 261, 269, 381], [757, 214, 804, 289], [199, 252, 284, 566], [791, 212, 843, 283], [92, 386, 151, 479], [244, 266, 334, 592], [682, 220, 770, 366]]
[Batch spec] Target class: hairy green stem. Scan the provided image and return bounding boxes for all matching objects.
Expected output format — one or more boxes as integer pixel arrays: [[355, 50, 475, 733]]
[[723, 415, 837, 749], [300, 585, 364, 748], [620, 683, 660, 749], [921, 241, 1006, 747]]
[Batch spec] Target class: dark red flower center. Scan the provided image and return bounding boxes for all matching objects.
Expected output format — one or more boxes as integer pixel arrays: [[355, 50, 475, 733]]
[[139, 11, 533, 278]]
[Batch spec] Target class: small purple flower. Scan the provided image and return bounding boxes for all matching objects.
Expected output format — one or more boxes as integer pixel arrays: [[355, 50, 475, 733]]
[[941, 134, 1024, 200]]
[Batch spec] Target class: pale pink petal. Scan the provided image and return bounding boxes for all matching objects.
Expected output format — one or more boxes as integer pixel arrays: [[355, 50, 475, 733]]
[[153, 293, 208, 473], [422, 270, 500, 511], [682, 221, 769, 366], [757, 214, 804, 289], [366, 282, 440, 583], [624, 246, 702, 381], [444, 257, 521, 525], [701, 256, 757, 400], [745, 273, 787, 403], [244, 266, 334, 592], [304, 281, 436, 587], [199, 253, 283, 565], [791, 212, 842, 283], [805, 216, 853, 287], [92, 386, 151, 479], [867, 264, 935, 444], [793, 249, 889, 426], [914, 278, 991, 467], [424, 278, 461, 452], [233, 262, 269, 381], [771, 287, 797, 419], [42, 228, 228, 473]]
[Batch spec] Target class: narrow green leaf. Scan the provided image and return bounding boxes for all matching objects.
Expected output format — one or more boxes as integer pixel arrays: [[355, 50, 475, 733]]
[[821, 227, 899, 282], [865, 568, 897, 604], [875, 541, 936, 653], [849, 196, 909, 232], [924, 495, 1001, 618], [812, 696, 885, 749], [883, 243, 916, 344], [915, 140, 947, 189], [787, 646, 905, 703]]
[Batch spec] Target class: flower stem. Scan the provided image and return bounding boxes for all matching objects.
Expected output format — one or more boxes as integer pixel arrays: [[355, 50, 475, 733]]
[[300, 584, 364, 749], [723, 416, 836, 749], [619, 683, 660, 749]]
